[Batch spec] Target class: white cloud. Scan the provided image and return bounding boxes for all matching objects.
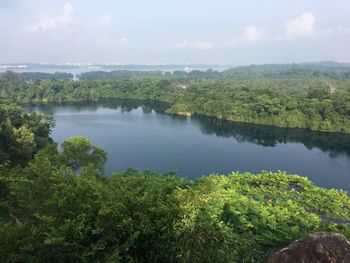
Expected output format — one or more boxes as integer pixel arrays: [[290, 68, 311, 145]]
[[242, 25, 266, 43], [175, 40, 213, 50], [287, 12, 315, 38], [25, 2, 74, 32], [228, 25, 267, 45], [285, 13, 350, 40], [226, 13, 319, 46]]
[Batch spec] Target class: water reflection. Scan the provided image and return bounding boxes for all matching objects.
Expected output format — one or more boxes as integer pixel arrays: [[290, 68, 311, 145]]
[[32, 99, 350, 160], [194, 117, 350, 159], [29, 99, 350, 191]]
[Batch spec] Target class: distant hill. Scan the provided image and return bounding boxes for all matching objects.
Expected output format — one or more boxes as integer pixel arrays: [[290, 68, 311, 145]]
[[224, 61, 350, 74]]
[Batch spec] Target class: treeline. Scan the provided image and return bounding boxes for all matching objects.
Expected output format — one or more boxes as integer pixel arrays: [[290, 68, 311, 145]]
[[35, 99, 350, 157], [79, 70, 163, 80], [224, 61, 350, 74], [19, 72, 73, 81], [0, 67, 350, 133], [0, 71, 73, 81], [1, 102, 350, 262], [193, 116, 350, 156]]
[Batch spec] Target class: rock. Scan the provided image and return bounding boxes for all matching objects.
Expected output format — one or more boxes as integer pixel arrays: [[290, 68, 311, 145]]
[[267, 232, 350, 263], [177, 112, 192, 117]]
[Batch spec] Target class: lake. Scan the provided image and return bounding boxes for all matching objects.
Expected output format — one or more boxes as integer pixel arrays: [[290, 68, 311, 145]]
[[31, 99, 350, 192]]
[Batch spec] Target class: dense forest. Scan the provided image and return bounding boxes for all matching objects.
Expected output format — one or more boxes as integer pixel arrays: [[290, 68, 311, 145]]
[[1, 65, 349, 133], [1, 101, 350, 262], [18, 72, 73, 81]]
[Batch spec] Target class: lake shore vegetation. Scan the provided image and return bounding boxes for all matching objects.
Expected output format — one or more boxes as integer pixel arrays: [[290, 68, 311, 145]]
[[1, 101, 350, 262], [1, 65, 350, 133]]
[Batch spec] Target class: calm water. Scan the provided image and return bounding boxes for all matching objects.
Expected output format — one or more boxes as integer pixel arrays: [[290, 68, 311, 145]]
[[31, 100, 350, 192]]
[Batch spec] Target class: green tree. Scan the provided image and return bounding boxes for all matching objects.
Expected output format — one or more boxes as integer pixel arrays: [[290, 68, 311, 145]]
[[60, 136, 107, 175]]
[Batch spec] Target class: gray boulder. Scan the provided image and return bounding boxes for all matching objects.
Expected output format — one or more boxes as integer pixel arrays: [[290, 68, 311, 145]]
[[267, 232, 350, 263]]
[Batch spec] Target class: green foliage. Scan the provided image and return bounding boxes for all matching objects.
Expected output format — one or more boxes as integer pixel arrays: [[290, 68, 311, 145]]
[[1, 153, 350, 263], [0, 100, 53, 166], [1, 67, 349, 133], [0, 81, 349, 262], [18, 72, 73, 81], [61, 135, 107, 176]]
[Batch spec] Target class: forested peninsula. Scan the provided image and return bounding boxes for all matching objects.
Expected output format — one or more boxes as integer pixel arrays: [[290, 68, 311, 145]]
[[1, 100, 350, 262], [1, 64, 350, 133]]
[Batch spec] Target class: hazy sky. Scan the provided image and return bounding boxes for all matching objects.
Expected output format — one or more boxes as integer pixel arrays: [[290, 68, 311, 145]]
[[1, 0, 350, 64]]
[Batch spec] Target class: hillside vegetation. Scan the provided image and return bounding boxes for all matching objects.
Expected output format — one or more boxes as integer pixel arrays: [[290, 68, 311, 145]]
[[1, 102, 350, 262], [1, 65, 350, 133]]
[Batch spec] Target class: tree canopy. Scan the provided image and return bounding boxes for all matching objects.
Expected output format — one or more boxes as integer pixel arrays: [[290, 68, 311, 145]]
[[1, 66, 349, 133], [0, 102, 350, 262], [61, 135, 107, 175]]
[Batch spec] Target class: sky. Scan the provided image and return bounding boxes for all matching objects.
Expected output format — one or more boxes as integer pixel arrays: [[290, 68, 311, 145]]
[[1, 0, 350, 65]]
